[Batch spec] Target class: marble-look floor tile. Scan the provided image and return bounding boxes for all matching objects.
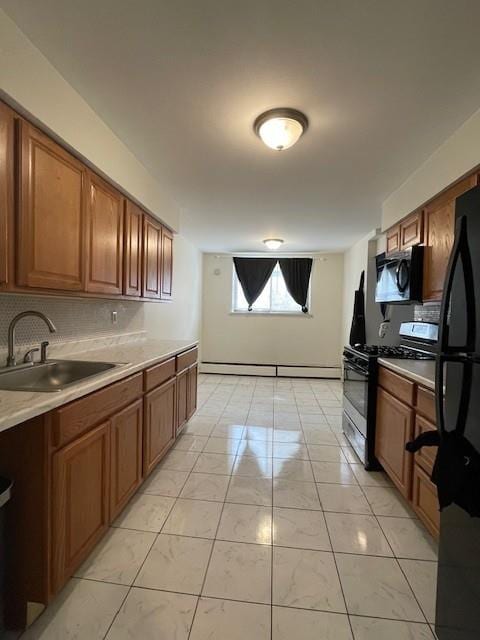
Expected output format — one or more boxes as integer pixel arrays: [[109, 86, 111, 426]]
[[193, 453, 236, 475], [135, 534, 212, 595], [363, 487, 416, 517], [273, 547, 346, 612], [183, 423, 216, 437], [75, 528, 155, 585], [311, 461, 357, 484], [336, 553, 424, 621], [273, 459, 314, 482], [273, 479, 321, 510], [140, 468, 189, 497], [233, 455, 273, 478], [105, 587, 197, 640], [180, 473, 230, 502], [272, 606, 353, 640], [190, 598, 270, 640], [273, 442, 309, 460], [325, 513, 393, 556], [399, 559, 438, 623], [350, 464, 393, 487], [349, 616, 435, 639], [237, 439, 273, 458], [162, 498, 223, 538], [217, 503, 272, 544], [203, 437, 241, 455], [273, 507, 331, 551], [160, 450, 200, 472], [210, 424, 245, 439], [113, 494, 175, 532], [173, 434, 209, 453], [378, 517, 438, 560], [342, 447, 360, 463], [307, 444, 347, 462], [243, 426, 274, 441], [203, 540, 271, 604], [227, 476, 273, 506], [302, 429, 338, 445], [272, 429, 305, 443], [23, 578, 128, 640], [316, 484, 372, 514]]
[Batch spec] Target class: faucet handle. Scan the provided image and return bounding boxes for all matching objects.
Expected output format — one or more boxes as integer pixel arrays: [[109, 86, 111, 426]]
[[40, 341, 50, 363], [23, 347, 40, 363]]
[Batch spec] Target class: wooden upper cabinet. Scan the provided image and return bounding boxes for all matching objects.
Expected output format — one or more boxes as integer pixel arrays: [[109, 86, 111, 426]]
[[142, 215, 162, 299], [17, 120, 87, 291], [386, 225, 400, 255], [161, 226, 173, 300], [124, 201, 143, 297], [423, 175, 478, 301], [0, 102, 13, 289], [400, 210, 423, 250], [85, 172, 124, 295]]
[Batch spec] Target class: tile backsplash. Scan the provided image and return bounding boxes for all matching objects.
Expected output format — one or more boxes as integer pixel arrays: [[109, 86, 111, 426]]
[[0, 294, 144, 358]]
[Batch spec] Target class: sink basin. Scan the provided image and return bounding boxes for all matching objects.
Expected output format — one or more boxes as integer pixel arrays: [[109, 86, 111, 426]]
[[0, 360, 121, 392]]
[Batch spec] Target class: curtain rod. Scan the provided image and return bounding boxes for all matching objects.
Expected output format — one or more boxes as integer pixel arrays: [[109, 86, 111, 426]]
[[210, 252, 331, 259]]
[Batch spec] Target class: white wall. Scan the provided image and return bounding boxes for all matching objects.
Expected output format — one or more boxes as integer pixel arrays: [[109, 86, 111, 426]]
[[382, 105, 480, 229], [0, 9, 179, 231], [144, 234, 202, 342], [201, 254, 344, 368]]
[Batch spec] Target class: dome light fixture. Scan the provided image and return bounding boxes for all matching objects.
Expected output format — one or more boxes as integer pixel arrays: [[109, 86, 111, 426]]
[[263, 238, 284, 250], [254, 108, 308, 151]]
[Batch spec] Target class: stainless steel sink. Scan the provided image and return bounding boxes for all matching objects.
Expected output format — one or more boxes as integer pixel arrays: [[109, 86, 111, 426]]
[[0, 360, 121, 392]]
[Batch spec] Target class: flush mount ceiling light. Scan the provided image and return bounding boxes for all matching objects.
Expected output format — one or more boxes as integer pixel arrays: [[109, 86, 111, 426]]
[[254, 108, 308, 151], [263, 238, 284, 250]]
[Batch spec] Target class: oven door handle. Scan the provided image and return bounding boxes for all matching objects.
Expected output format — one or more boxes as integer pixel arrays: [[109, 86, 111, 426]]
[[343, 362, 369, 378]]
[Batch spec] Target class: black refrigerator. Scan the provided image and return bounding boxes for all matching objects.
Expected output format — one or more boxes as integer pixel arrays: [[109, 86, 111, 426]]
[[435, 185, 480, 639]]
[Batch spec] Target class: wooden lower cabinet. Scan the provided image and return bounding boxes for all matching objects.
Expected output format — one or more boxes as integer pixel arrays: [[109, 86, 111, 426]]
[[375, 387, 414, 499], [144, 377, 176, 476], [187, 364, 198, 420], [176, 368, 189, 434], [110, 399, 143, 520], [51, 421, 111, 593], [412, 463, 440, 537]]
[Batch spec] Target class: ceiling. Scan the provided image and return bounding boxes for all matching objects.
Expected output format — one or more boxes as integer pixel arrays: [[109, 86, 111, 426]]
[[3, 0, 480, 252]]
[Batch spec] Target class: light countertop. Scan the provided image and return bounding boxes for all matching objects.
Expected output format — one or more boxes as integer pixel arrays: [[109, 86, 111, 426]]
[[378, 357, 436, 391], [0, 338, 197, 433]]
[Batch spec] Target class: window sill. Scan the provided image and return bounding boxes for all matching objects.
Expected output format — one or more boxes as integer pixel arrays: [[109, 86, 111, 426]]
[[230, 311, 313, 317]]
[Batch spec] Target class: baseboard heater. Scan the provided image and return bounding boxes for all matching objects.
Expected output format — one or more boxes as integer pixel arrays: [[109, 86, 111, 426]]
[[199, 362, 341, 379]]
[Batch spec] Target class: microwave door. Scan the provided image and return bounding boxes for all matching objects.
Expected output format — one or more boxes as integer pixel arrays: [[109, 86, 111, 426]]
[[376, 261, 400, 303]]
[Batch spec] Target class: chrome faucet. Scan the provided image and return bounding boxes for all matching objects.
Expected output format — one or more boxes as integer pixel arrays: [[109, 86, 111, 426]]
[[6, 311, 57, 367]]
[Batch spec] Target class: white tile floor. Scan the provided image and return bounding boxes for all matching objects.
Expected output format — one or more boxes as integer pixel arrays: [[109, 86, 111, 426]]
[[24, 374, 438, 639]]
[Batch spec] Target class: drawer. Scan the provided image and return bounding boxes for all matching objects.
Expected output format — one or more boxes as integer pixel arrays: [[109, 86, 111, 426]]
[[414, 414, 438, 475], [416, 386, 436, 423], [52, 373, 143, 448], [176, 347, 198, 372], [378, 366, 415, 406], [412, 463, 440, 539], [144, 357, 176, 392]]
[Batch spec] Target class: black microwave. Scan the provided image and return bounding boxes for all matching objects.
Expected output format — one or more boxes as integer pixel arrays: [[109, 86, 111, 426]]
[[375, 246, 424, 304]]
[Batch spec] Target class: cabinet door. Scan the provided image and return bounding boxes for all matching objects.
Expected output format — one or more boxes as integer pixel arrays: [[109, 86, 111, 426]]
[[176, 369, 189, 435], [142, 215, 162, 299], [412, 464, 440, 538], [423, 175, 477, 301], [414, 414, 437, 475], [110, 399, 143, 520], [386, 225, 400, 255], [17, 121, 86, 291], [187, 364, 198, 420], [144, 377, 176, 476], [400, 210, 423, 250], [161, 226, 173, 300], [51, 421, 110, 593], [0, 102, 13, 289], [86, 172, 124, 294], [375, 387, 414, 499], [124, 201, 143, 297]]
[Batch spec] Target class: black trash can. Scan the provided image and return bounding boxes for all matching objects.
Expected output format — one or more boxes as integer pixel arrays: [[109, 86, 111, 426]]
[[0, 478, 13, 635]]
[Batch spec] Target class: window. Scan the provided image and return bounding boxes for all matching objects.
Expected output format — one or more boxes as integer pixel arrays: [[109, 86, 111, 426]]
[[232, 262, 309, 313]]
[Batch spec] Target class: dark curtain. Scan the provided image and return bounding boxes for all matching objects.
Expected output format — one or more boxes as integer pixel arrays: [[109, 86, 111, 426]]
[[278, 258, 313, 313], [233, 257, 277, 311], [349, 270, 366, 346]]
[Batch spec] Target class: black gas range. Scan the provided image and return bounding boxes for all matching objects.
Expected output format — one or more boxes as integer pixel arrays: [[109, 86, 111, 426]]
[[342, 322, 437, 469]]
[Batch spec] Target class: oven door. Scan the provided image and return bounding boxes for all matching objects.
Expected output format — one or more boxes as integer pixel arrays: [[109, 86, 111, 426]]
[[343, 360, 369, 422]]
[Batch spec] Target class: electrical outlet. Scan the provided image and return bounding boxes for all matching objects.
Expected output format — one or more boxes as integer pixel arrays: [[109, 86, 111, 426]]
[[111, 311, 118, 325]]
